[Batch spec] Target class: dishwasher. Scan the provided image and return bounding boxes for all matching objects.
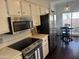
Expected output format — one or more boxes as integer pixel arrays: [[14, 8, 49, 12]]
[[8, 38, 43, 59]]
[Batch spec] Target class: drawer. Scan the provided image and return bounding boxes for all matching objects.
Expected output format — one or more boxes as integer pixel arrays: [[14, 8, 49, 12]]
[[42, 36, 48, 43], [42, 42, 48, 46]]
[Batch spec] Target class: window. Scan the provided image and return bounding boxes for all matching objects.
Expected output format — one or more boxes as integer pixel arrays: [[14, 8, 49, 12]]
[[63, 13, 71, 26], [62, 12, 79, 33]]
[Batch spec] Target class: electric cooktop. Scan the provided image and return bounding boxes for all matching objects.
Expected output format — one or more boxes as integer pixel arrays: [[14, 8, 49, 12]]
[[9, 38, 41, 51]]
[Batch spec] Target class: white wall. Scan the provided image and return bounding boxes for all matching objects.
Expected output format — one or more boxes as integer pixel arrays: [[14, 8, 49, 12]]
[[50, 1, 55, 11]]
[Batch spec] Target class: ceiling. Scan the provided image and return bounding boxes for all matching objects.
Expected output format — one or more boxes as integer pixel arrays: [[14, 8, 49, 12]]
[[52, 0, 76, 4]]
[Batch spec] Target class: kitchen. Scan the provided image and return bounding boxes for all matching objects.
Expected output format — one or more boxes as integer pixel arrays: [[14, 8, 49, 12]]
[[0, 0, 56, 59]]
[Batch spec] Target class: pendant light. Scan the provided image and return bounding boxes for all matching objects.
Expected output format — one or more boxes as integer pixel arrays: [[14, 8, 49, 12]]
[[64, 0, 70, 12], [64, 5, 70, 11]]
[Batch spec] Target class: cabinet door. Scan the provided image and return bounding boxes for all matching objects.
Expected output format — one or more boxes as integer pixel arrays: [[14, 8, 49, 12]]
[[0, 17, 9, 34], [42, 37, 49, 58], [42, 43, 49, 58], [0, 0, 8, 17], [40, 7, 45, 15], [40, 7, 49, 15], [36, 5, 41, 26], [0, 0, 9, 34], [21, 0, 31, 17], [6, 0, 21, 16], [31, 4, 40, 26], [45, 8, 49, 14], [30, 4, 37, 26]]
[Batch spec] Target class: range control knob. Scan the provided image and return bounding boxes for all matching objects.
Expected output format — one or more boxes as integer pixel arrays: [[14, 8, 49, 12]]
[[33, 43, 36, 45]]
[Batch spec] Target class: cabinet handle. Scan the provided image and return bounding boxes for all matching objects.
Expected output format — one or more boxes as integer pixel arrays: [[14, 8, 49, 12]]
[[45, 40, 47, 42], [23, 12, 25, 14], [29, 4, 31, 7], [44, 44, 47, 46], [18, 11, 20, 13]]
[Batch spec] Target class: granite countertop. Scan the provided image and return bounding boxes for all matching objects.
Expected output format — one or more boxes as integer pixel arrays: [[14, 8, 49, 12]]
[[31, 34, 48, 39], [0, 47, 22, 59]]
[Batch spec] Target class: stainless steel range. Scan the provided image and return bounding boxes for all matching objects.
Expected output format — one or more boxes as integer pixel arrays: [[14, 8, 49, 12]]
[[9, 38, 43, 59]]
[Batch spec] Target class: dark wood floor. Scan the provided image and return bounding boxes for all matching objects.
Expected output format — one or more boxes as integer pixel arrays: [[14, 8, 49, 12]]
[[46, 37, 79, 59]]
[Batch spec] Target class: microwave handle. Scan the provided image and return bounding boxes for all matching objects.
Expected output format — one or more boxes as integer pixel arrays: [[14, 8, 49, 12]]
[[30, 22, 33, 28]]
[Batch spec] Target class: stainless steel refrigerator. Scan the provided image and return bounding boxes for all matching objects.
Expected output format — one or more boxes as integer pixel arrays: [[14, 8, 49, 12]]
[[37, 12, 57, 53]]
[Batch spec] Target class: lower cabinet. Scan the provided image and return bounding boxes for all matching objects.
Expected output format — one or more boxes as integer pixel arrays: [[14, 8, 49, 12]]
[[42, 43, 49, 58], [42, 37, 49, 59]]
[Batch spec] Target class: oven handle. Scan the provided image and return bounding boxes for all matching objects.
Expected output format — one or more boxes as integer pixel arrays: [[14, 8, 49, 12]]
[[24, 50, 36, 59]]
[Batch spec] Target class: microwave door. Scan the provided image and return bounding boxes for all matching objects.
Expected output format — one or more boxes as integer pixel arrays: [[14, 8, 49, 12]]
[[13, 21, 31, 32]]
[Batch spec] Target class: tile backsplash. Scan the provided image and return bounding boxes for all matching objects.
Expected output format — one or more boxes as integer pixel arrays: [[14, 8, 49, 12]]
[[0, 29, 32, 43]]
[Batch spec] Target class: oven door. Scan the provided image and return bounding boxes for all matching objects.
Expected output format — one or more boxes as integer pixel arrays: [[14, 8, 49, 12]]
[[24, 50, 38, 59], [37, 46, 43, 59], [24, 47, 43, 59]]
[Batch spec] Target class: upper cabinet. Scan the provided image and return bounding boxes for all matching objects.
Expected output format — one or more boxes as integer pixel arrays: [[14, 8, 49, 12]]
[[30, 3, 40, 27], [0, 0, 9, 34], [27, 0, 49, 8], [0, 0, 8, 17], [40, 7, 49, 15], [36, 5, 41, 26], [30, 4, 37, 26], [6, 0, 31, 17], [21, 0, 31, 17], [0, 17, 9, 34], [6, 0, 21, 16]]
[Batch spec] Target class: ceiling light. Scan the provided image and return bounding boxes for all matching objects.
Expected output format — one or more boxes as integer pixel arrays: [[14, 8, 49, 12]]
[[64, 0, 71, 12], [64, 4, 70, 11]]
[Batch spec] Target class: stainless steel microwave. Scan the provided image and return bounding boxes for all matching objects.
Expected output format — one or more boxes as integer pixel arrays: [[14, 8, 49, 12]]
[[7, 17, 33, 34]]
